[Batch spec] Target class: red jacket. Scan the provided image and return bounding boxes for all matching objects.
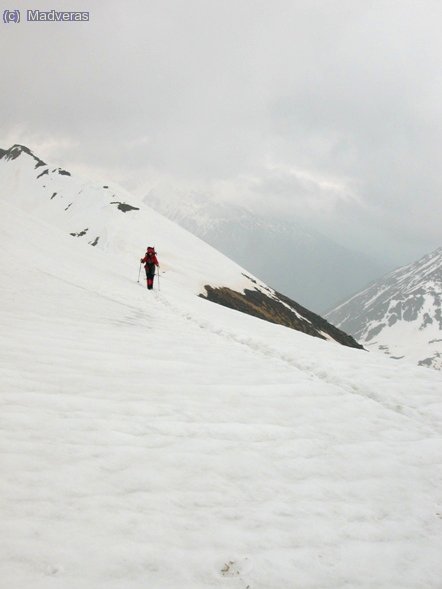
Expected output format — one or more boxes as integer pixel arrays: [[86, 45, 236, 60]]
[[141, 251, 159, 266]]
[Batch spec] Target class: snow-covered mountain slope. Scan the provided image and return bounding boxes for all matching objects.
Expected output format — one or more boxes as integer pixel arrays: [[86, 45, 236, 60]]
[[325, 248, 442, 370], [0, 144, 361, 349], [1, 145, 442, 588], [144, 190, 388, 313]]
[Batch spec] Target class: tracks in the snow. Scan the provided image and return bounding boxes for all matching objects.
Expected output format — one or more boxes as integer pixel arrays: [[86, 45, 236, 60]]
[[155, 292, 442, 435]]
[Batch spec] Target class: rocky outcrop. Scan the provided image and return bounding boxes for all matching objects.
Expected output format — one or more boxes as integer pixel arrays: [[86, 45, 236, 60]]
[[0, 144, 46, 168], [110, 201, 140, 213], [201, 283, 364, 350]]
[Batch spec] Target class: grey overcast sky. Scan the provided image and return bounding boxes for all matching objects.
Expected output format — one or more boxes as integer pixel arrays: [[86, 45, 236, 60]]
[[1, 0, 442, 264]]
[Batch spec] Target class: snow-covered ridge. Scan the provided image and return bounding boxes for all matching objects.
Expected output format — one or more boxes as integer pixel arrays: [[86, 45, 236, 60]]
[[0, 143, 270, 292], [325, 248, 442, 369], [0, 144, 361, 349]]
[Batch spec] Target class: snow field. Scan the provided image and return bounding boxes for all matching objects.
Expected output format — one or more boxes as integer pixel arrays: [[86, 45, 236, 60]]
[[1, 179, 442, 587]]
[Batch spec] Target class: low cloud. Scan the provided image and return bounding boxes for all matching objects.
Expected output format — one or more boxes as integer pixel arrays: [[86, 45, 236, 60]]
[[1, 0, 441, 264]]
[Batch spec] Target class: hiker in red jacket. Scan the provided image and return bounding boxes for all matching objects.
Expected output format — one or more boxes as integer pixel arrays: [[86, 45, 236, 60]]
[[140, 246, 159, 290]]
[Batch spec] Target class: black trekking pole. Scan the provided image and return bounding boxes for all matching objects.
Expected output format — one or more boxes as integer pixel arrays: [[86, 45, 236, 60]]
[[137, 262, 142, 283], [157, 266, 161, 291]]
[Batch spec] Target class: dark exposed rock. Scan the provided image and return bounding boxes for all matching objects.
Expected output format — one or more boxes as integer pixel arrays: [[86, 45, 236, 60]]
[[418, 357, 433, 367], [110, 201, 140, 213], [421, 313, 433, 329], [200, 284, 364, 350], [0, 144, 46, 168], [389, 301, 402, 320], [388, 314, 398, 327], [36, 169, 49, 179], [274, 290, 364, 349], [366, 323, 386, 341], [418, 352, 441, 368], [242, 273, 257, 285], [403, 294, 424, 321], [435, 308, 442, 330], [49, 167, 71, 176], [90, 236, 100, 247], [51, 192, 57, 200], [70, 228, 88, 237]]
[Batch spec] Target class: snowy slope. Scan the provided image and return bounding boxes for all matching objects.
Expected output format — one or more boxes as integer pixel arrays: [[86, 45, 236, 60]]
[[0, 145, 360, 349], [0, 145, 252, 295], [325, 248, 442, 369], [1, 147, 442, 588]]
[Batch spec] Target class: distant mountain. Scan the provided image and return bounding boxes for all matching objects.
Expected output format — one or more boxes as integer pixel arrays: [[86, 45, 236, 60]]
[[144, 191, 388, 313], [0, 144, 362, 350], [325, 248, 442, 369]]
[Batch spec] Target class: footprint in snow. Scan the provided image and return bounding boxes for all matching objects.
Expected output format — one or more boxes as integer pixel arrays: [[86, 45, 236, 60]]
[[45, 564, 64, 576], [220, 556, 252, 582]]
